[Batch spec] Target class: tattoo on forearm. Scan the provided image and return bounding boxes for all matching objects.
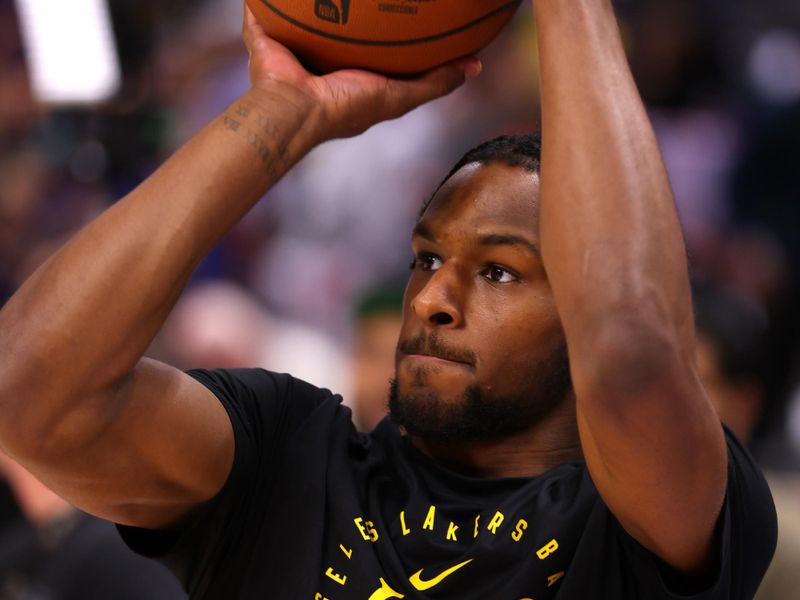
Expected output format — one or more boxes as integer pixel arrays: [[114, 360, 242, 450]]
[[222, 104, 294, 177], [254, 111, 278, 137], [223, 116, 241, 132]]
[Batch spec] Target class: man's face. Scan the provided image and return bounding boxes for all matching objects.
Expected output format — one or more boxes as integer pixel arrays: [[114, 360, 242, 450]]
[[391, 162, 571, 442]]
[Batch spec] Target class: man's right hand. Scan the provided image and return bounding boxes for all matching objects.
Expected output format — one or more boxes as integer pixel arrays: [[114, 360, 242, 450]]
[[242, 3, 481, 142]]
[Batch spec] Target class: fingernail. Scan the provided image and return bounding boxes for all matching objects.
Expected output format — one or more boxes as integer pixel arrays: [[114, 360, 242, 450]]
[[461, 59, 483, 79]]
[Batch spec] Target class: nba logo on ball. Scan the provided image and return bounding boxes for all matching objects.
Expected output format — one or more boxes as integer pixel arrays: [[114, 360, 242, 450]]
[[315, 0, 350, 24], [247, 0, 522, 74]]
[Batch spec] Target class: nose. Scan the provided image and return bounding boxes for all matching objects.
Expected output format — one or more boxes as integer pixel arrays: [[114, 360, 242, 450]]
[[411, 265, 464, 328]]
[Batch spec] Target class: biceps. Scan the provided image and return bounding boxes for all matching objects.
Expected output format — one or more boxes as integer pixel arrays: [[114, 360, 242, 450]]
[[26, 359, 235, 529]]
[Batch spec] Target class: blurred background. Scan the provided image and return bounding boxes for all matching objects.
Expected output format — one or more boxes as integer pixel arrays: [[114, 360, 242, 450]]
[[0, 0, 799, 597]]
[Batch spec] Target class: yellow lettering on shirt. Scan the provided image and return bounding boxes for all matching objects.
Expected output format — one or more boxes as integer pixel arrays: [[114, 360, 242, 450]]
[[512, 519, 528, 542], [354, 517, 379, 542], [355, 517, 369, 541], [487, 511, 505, 535], [325, 567, 347, 586], [368, 578, 405, 599], [400, 511, 411, 536], [537, 539, 559, 560], [315, 594, 330, 600], [446, 521, 459, 542], [547, 571, 565, 587], [423, 505, 436, 531], [366, 521, 379, 542], [339, 544, 353, 559], [474, 515, 481, 538]]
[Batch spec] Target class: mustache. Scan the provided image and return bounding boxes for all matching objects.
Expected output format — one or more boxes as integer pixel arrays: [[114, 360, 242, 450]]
[[398, 332, 476, 365]]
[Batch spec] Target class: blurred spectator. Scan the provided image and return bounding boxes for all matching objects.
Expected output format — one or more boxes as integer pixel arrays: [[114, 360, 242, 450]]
[[0, 146, 47, 301], [349, 282, 406, 432], [0, 453, 186, 600], [693, 281, 770, 444], [160, 280, 350, 397], [693, 282, 800, 599], [0, 0, 39, 139], [729, 100, 800, 456], [622, 0, 726, 108], [0, 479, 19, 532]]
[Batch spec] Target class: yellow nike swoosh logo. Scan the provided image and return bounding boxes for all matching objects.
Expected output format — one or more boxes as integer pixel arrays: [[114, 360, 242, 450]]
[[408, 559, 473, 591]]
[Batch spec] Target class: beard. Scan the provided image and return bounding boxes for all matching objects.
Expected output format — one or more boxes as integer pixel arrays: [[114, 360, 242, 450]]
[[388, 343, 572, 443]]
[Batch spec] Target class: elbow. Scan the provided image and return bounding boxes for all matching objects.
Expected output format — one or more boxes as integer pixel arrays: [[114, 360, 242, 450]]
[[0, 369, 39, 459], [0, 387, 41, 461], [570, 279, 694, 392], [577, 316, 691, 403], [0, 318, 79, 460], [0, 394, 80, 466], [0, 351, 29, 439], [0, 325, 40, 407], [0, 353, 66, 461]]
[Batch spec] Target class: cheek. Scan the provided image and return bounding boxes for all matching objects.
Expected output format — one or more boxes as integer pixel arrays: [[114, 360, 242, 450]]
[[480, 286, 562, 335], [474, 295, 564, 377]]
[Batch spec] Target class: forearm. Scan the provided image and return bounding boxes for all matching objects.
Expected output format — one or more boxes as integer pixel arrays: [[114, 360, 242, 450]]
[[534, 0, 693, 374], [0, 85, 318, 435]]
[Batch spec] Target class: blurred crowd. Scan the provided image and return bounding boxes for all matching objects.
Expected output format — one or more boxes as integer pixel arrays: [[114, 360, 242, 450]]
[[1, 0, 800, 598]]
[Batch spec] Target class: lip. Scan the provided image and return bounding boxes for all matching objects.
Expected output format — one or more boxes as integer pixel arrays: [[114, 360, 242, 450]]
[[400, 352, 473, 368]]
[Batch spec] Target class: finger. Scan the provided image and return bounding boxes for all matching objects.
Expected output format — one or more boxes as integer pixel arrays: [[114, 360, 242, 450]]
[[383, 58, 482, 117], [244, 2, 258, 28], [242, 2, 266, 53], [242, 1, 254, 51]]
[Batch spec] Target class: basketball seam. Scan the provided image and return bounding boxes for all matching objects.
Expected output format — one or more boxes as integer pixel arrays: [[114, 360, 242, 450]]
[[256, 0, 522, 46]]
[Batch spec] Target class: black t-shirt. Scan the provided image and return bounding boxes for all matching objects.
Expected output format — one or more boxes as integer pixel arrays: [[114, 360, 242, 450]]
[[119, 369, 777, 599]]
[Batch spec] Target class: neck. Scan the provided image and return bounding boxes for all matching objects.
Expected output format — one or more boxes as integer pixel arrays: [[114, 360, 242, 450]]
[[410, 395, 582, 479]]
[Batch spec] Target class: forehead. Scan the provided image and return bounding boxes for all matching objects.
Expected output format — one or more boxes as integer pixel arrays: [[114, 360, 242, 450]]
[[419, 162, 540, 237]]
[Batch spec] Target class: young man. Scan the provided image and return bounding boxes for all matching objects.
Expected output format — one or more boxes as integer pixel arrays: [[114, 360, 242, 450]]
[[0, 1, 776, 598]]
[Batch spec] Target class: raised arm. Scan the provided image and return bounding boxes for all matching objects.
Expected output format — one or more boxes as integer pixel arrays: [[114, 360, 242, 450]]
[[0, 8, 477, 530], [533, 0, 727, 572]]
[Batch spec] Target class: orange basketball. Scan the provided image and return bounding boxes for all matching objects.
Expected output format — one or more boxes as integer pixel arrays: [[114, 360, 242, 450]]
[[245, 0, 523, 75]]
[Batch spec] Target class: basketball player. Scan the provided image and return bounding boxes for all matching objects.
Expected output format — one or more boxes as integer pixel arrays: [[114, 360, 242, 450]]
[[0, 1, 776, 598]]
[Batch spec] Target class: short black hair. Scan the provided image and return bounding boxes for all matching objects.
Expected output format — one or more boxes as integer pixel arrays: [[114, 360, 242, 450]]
[[420, 133, 542, 217]]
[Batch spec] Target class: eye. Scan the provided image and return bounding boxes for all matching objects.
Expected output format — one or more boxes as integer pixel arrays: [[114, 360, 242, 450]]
[[411, 253, 443, 272], [482, 265, 518, 284]]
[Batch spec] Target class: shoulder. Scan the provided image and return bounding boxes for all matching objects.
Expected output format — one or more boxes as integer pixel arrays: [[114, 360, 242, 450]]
[[187, 368, 335, 404], [187, 368, 345, 434]]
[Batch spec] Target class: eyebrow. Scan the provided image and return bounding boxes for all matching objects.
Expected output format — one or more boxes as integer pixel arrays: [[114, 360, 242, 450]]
[[412, 223, 539, 256], [412, 222, 436, 242], [478, 233, 540, 256]]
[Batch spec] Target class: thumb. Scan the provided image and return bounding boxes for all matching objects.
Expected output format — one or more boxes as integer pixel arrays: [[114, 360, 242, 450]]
[[382, 58, 482, 119]]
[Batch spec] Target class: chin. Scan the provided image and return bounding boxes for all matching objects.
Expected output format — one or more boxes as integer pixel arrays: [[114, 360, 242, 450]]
[[387, 378, 537, 443], [396, 359, 473, 395], [388, 345, 573, 443]]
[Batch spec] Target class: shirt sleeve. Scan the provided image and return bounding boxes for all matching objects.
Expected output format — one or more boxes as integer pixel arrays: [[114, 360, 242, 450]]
[[117, 368, 339, 596], [621, 425, 778, 599]]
